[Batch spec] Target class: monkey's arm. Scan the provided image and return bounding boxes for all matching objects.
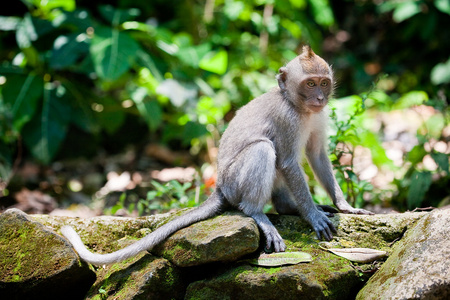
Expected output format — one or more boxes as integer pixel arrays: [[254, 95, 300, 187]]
[[280, 157, 336, 240], [306, 143, 373, 215]]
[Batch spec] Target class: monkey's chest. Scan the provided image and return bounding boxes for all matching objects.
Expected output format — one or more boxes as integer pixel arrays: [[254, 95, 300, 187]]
[[294, 115, 320, 160]]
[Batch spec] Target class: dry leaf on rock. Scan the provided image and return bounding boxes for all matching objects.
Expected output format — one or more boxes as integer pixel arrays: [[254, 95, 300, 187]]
[[320, 247, 387, 263]]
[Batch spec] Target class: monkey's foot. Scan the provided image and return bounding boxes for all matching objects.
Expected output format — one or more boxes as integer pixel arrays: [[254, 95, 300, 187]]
[[250, 213, 286, 252], [263, 231, 286, 253]]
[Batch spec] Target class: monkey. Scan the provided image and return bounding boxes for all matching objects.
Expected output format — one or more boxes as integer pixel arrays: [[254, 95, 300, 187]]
[[61, 45, 373, 265]]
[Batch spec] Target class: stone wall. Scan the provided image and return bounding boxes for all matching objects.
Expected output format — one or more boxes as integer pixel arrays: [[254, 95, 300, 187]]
[[1, 207, 448, 299]]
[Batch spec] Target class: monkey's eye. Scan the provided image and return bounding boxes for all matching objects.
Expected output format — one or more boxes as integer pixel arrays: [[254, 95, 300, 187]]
[[306, 81, 315, 87], [321, 81, 328, 87]]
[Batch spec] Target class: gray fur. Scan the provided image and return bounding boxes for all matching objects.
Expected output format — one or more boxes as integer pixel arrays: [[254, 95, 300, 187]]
[[62, 48, 372, 265]]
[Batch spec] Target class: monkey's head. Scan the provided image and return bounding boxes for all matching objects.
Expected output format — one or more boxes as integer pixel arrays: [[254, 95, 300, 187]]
[[277, 45, 334, 113]]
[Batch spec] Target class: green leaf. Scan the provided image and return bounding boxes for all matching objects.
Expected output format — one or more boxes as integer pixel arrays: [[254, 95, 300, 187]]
[[199, 50, 228, 75], [16, 13, 54, 49], [90, 27, 140, 81], [359, 131, 392, 166], [55, 9, 94, 32], [435, 0, 450, 15], [423, 114, 445, 138], [407, 145, 427, 165], [50, 34, 90, 70], [110, 204, 122, 215], [309, 0, 335, 27], [248, 252, 312, 267], [407, 171, 432, 210], [223, 0, 245, 21], [175, 43, 211, 68], [393, 91, 428, 109], [2, 74, 43, 132], [99, 5, 140, 25], [23, 0, 76, 12], [136, 49, 163, 82], [431, 58, 450, 85], [196, 95, 230, 124], [345, 170, 358, 182], [95, 97, 125, 135], [281, 19, 302, 38], [289, 0, 307, 9], [431, 152, 449, 173], [22, 83, 71, 164], [131, 87, 162, 131], [393, 1, 421, 22], [182, 121, 208, 145]]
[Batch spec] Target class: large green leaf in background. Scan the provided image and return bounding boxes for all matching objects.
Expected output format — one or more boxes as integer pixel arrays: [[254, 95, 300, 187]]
[[95, 96, 126, 135], [2, 73, 43, 132], [22, 83, 71, 164], [98, 5, 140, 25], [50, 33, 90, 70], [407, 170, 432, 209], [392, 91, 428, 109], [199, 49, 228, 75], [90, 26, 140, 81], [130, 87, 162, 131]]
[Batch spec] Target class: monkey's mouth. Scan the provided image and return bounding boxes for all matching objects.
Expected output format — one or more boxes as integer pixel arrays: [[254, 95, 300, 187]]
[[308, 104, 325, 112]]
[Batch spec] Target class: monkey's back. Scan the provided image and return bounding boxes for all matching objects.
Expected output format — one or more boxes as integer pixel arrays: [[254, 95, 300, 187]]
[[217, 88, 296, 174]]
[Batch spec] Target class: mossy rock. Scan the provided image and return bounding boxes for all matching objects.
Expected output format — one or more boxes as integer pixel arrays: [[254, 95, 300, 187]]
[[86, 253, 184, 300], [0, 208, 95, 300], [153, 211, 260, 267], [356, 208, 450, 299]]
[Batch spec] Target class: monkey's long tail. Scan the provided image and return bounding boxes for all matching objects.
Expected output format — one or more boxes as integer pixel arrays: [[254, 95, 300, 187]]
[[60, 190, 225, 265]]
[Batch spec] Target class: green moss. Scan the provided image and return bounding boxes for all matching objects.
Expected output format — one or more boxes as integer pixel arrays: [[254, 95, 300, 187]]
[[0, 213, 75, 282], [86, 254, 183, 300]]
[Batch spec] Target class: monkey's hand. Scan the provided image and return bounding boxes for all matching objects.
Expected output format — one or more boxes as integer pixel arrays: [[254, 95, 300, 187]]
[[317, 204, 338, 217], [306, 210, 337, 241], [342, 207, 374, 215], [334, 201, 374, 215], [338, 206, 374, 215]]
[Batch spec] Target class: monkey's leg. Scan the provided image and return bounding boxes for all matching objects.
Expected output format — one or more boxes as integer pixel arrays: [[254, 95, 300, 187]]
[[272, 181, 336, 217], [279, 161, 336, 241], [272, 186, 298, 215], [220, 141, 286, 252]]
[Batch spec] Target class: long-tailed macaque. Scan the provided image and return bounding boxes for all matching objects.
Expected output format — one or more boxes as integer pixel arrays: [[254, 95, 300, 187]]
[[61, 46, 372, 265]]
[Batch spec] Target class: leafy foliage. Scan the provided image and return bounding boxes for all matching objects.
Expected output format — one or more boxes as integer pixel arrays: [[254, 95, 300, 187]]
[[0, 0, 449, 211]]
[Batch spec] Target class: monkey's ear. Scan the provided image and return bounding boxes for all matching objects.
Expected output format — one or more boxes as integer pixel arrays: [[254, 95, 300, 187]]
[[278, 67, 288, 81], [277, 67, 288, 90]]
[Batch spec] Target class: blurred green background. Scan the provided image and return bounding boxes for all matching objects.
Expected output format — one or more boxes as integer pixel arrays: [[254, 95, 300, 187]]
[[0, 0, 449, 215]]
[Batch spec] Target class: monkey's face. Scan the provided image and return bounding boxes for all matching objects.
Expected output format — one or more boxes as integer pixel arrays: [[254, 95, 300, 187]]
[[299, 76, 332, 113], [277, 48, 334, 113]]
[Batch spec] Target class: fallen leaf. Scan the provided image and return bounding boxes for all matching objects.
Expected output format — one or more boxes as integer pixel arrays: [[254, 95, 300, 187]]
[[13, 188, 57, 214], [248, 251, 312, 267], [320, 247, 387, 263]]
